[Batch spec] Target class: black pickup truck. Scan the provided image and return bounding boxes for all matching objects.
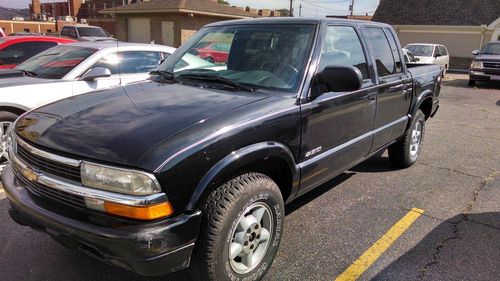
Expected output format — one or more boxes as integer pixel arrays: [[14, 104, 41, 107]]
[[2, 18, 441, 281]]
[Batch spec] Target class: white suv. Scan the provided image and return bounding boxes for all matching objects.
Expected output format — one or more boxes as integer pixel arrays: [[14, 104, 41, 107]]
[[405, 43, 450, 76]]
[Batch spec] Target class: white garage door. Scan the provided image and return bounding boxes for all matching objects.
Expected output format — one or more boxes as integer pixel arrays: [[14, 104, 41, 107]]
[[128, 18, 150, 43]]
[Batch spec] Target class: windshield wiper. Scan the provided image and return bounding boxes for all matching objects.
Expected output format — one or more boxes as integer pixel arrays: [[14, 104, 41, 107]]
[[18, 69, 38, 77], [178, 73, 255, 92], [150, 70, 177, 82]]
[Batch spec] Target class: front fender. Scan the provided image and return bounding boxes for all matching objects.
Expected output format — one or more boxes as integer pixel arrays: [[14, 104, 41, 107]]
[[186, 142, 300, 211]]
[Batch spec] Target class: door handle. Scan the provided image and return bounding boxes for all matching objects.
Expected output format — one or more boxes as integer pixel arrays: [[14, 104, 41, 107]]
[[361, 93, 376, 101], [389, 84, 405, 91]]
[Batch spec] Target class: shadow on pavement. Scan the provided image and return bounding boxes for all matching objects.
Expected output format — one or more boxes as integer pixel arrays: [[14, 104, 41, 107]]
[[373, 212, 500, 281]]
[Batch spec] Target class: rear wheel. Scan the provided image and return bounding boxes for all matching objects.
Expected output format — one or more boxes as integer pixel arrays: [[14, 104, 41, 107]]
[[468, 79, 476, 86], [388, 110, 425, 168], [0, 111, 18, 173], [189, 173, 284, 281]]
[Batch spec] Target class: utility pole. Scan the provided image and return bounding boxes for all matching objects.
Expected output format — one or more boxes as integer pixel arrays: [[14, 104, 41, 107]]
[[67, 0, 71, 18], [299, 3, 302, 17], [349, 0, 354, 16], [289, 0, 293, 17]]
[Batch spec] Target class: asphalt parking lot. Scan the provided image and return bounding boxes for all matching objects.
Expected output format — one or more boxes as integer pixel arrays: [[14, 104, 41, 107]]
[[0, 73, 498, 281]]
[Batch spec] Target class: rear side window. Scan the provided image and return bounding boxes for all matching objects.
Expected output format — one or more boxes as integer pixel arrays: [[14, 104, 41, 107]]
[[319, 25, 370, 79], [363, 27, 396, 77], [93, 51, 162, 74], [384, 28, 402, 73], [0, 41, 58, 65]]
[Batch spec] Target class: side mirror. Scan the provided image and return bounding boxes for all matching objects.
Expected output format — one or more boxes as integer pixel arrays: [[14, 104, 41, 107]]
[[415, 58, 420, 62], [312, 66, 363, 97], [472, 50, 479, 56], [81, 67, 111, 81], [434, 53, 442, 58]]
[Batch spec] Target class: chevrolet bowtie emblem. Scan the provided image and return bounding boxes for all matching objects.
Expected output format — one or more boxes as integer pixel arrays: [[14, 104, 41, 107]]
[[21, 167, 39, 182]]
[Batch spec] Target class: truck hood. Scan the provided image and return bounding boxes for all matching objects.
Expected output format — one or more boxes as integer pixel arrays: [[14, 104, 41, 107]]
[[15, 81, 269, 168], [474, 54, 500, 62]]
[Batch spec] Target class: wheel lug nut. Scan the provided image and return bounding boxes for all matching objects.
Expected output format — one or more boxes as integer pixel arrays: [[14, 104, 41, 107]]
[[247, 228, 252, 234]]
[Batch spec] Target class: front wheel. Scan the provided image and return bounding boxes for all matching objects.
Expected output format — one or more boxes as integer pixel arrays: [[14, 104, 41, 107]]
[[388, 110, 426, 168], [0, 111, 18, 173], [189, 173, 284, 281], [468, 79, 476, 86]]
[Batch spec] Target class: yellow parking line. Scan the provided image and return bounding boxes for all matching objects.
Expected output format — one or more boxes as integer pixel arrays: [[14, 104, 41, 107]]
[[335, 208, 425, 281]]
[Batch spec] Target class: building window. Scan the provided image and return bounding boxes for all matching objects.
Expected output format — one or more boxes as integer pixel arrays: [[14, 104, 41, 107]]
[[24, 28, 30, 33]]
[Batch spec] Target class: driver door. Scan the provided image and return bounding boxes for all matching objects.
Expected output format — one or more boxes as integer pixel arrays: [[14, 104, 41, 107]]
[[298, 25, 377, 194]]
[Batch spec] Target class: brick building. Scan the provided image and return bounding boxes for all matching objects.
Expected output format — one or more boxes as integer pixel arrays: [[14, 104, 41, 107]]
[[101, 0, 258, 47]]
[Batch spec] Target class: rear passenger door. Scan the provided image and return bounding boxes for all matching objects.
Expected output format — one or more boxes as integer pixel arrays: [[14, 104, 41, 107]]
[[362, 27, 412, 151], [298, 25, 377, 194]]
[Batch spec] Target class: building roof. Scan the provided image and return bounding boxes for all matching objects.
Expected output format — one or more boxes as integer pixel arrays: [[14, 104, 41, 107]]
[[373, 0, 500, 26], [101, 0, 258, 19]]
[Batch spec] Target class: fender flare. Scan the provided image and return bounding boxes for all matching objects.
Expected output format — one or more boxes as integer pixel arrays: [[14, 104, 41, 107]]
[[186, 142, 300, 211], [0, 102, 30, 113], [408, 90, 433, 128]]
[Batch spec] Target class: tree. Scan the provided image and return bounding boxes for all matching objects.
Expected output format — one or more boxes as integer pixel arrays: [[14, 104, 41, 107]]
[[218, 0, 230, 5], [277, 8, 290, 17]]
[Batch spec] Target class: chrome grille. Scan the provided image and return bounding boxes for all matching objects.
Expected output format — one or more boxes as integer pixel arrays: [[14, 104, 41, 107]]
[[16, 141, 81, 182], [13, 168, 86, 209]]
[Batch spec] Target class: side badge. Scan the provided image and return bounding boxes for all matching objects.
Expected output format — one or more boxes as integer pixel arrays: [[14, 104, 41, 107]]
[[305, 146, 322, 158]]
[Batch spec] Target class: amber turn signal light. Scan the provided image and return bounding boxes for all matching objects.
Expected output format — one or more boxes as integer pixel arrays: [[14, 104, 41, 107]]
[[104, 201, 174, 220]]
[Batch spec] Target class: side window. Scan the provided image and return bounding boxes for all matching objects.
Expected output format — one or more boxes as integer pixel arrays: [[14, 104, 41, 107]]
[[68, 28, 77, 38], [61, 27, 70, 36], [384, 28, 402, 73], [439, 46, 448, 56], [363, 27, 396, 77], [319, 25, 370, 79], [92, 51, 162, 75], [0, 41, 58, 65]]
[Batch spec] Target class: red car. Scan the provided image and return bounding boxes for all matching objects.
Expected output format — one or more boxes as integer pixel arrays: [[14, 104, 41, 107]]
[[193, 42, 231, 64], [0, 36, 76, 69]]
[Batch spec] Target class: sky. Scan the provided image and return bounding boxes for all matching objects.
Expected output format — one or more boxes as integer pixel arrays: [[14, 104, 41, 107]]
[[2, 0, 380, 17]]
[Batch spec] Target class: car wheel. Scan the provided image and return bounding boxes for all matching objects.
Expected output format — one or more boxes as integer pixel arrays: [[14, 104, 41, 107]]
[[468, 79, 476, 86], [0, 111, 18, 173], [189, 173, 284, 281], [388, 110, 426, 168]]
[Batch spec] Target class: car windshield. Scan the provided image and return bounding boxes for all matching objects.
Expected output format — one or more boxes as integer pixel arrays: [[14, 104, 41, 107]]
[[160, 24, 316, 92], [405, 45, 434, 57], [480, 43, 500, 55], [77, 27, 108, 37], [15, 45, 96, 79]]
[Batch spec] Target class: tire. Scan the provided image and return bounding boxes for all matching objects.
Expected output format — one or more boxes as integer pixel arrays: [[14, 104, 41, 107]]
[[468, 79, 476, 86], [388, 110, 425, 168], [0, 111, 19, 173], [189, 173, 284, 281]]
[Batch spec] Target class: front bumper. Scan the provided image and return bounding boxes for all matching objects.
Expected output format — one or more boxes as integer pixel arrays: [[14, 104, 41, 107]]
[[2, 165, 201, 276], [469, 68, 500, 82]]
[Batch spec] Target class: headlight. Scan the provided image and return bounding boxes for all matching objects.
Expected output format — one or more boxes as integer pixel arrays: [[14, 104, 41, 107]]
[[81, 162, 161, 195], [471, 61, 483, 69]]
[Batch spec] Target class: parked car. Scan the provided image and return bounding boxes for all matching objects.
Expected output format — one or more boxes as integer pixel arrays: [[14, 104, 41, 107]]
[[405, 43, 449, 76], [2, 18, 442, 281], [0, 42, 177, 170], [403, 48, 419, 63], [469, 41, 500, 86], [192, 41, 231, 64], [0, 36, 75, 69], [60, 25, 115, 41]]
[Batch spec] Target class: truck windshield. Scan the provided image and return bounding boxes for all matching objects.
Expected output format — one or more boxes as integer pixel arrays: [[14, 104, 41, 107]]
[[77, 27, 108, 37], [160, 24, 316, 92], [480, 43, 500, 55], [405, 45, 434, 57], [15, 45, 96, 79]]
